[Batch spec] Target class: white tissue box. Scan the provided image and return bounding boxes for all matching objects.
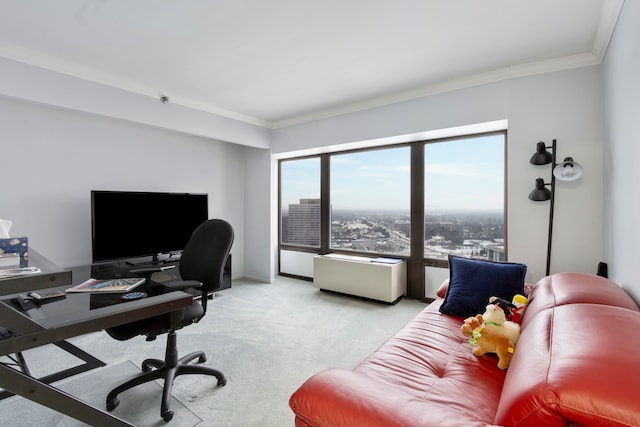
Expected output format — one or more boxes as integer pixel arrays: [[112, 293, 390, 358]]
[[0, 252, 20, 267]]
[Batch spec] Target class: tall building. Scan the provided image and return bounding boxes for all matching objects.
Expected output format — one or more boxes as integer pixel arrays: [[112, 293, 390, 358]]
[[288, 199, 320, 246]]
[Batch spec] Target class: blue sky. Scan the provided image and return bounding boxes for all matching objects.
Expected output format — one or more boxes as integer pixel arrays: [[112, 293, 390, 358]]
[[281, 134, 504, 212]]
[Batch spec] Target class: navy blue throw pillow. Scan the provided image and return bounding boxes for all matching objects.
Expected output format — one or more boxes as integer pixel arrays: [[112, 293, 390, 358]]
[[439, 255, 526, 318]]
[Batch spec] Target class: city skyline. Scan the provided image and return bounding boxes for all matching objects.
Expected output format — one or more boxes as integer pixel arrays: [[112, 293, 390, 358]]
[[283, 204, 504, 261]]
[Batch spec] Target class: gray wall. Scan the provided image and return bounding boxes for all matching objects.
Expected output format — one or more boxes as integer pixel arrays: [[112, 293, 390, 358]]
[[603, 0, 640, 300], [0, 96, 249, 279], [272, 66, 605, 284], [4, 21, 632, 289]]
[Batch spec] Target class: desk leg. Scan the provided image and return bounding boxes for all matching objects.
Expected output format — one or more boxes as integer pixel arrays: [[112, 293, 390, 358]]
[[0, 340, 106, 400], [0, 364, 133, 427]]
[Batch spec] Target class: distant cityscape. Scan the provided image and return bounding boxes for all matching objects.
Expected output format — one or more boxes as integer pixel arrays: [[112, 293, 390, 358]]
[[282, 199, 504, 261]]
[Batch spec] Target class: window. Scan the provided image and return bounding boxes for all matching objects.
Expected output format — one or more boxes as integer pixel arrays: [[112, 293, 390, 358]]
[[278, 130, 507, 296], [424, 134, 505, 261], [280, 157, 321, 247], [330, 147, 410, 255]]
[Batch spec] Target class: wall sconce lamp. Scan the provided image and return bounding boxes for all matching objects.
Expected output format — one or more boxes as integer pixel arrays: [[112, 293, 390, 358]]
[[528, 139, 583, 276]]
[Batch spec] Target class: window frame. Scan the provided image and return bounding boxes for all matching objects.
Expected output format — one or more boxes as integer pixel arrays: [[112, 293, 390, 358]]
[[277, 130, 508, 297]]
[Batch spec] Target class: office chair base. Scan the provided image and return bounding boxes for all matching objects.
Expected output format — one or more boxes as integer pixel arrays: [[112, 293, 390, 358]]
[[105, 331, 226, 422]]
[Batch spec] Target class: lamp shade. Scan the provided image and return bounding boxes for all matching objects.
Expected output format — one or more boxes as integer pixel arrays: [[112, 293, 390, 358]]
[[530, 142, 553, 165], [553, 157, 583, 181], [528, 178, 551, 201]]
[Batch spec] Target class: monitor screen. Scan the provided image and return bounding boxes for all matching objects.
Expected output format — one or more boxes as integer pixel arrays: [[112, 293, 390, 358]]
[[91, 190, 208, 263]]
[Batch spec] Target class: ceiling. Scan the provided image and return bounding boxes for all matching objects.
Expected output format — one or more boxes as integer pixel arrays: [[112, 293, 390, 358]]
[[0, 0, 623, 129]]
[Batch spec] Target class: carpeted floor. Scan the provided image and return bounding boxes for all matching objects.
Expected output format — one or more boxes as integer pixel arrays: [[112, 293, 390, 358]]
[[0, 361, 201, 427], [0, 276, 428, 426]]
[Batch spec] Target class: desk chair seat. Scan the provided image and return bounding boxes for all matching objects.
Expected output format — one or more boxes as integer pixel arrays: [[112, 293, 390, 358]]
[[104, 219, 234, 422]]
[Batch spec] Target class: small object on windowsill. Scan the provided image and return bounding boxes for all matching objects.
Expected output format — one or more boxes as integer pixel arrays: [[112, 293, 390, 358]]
[[370, 257, 403, 264]]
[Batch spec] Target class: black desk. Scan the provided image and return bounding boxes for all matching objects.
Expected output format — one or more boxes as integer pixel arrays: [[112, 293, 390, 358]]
[[0, 250, 105, 400], [0, 249, 71, 296], [0, 253, 192, 426]]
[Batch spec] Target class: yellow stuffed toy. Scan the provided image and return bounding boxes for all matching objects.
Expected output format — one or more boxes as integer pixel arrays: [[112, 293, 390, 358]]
[[460, 313, 516, 370]]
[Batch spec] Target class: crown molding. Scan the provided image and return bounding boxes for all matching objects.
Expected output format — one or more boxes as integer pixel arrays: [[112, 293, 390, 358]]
[[0, 0, 624, 131], [0, 41, 270, 129], [271, 52, 601, 129], [592, 0, 625, 61]]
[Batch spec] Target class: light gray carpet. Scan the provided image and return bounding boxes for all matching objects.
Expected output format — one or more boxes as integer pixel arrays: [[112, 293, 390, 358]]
[[0, 360, 201, 426], [0, 276, 428, 426]]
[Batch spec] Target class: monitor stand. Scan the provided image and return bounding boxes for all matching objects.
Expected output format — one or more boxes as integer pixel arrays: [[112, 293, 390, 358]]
[[125, 253, 180, 267], [126, 254, 161, 267]]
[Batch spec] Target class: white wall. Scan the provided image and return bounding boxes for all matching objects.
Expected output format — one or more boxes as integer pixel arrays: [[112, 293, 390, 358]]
[[0, 95, 247, 277], [603, 0, 640, 300], [0, 57, 271, 149], [272, 66, 604, 284], [243, 146, 274, 282], [0, 52, 611, 288]]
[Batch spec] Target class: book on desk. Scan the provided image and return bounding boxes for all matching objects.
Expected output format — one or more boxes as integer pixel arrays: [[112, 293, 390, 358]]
[[66, 277, 145, 293]]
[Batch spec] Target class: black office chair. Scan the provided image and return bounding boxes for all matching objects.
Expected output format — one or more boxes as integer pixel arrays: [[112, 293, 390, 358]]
[[104, 219, 234, 422]]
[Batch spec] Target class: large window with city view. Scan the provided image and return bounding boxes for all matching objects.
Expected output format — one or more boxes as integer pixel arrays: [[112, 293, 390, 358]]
[[279, 131, 505, 265], [424, 134, 505, 261], [280, 157, 320, 248], [330, 146, 410, 255]]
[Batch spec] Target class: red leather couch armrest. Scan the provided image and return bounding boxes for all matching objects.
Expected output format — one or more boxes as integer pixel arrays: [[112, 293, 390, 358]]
[[496, 304, 640, 427]]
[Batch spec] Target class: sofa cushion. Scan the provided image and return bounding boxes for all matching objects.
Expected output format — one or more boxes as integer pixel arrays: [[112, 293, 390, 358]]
[[495, 304, 640, 427], [436, 278, 449, 298], [439, 256, 526, 318], [522, 272, 639, 325], [290, 300, 508, 426]]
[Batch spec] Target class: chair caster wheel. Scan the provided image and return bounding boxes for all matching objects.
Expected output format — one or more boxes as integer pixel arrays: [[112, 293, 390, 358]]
[[106, 397, 119, 411], [162, 410, 174, 422], [218, 377, 227, 387], [142, 363, 153, 373], [198, 355, 207, 363]]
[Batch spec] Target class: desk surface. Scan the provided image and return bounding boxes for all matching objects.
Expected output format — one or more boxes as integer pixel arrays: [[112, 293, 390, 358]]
[[0, 281, 192, 356], [0, 249, 72, 297], [0, 250, 193, 426]]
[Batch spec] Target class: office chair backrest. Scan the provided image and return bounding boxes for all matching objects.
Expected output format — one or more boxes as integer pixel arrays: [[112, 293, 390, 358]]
[[179, 219, 234, 311]]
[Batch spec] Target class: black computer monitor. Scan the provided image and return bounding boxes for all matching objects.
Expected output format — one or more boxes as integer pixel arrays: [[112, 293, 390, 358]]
[[91, 190, 208, 264]]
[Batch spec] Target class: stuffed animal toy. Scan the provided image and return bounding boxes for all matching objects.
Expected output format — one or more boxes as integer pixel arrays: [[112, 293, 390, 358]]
[[488, 296, 515, 317], [488, 295, 528, 324], [510, 294, 528, 323], [481, 302, 521, 346], [460, 315, 515, 370]]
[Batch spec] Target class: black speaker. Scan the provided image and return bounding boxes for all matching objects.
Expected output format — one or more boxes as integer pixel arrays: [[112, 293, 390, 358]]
[[596, 262, 608, 278]]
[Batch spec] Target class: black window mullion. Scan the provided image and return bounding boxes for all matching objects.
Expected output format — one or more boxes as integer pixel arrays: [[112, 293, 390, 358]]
[[407, 144, 425, 299], [320, 154, 331, 254]]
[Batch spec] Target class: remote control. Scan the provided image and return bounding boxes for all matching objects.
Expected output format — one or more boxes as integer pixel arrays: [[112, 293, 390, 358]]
[[27, 290, 66, 300]]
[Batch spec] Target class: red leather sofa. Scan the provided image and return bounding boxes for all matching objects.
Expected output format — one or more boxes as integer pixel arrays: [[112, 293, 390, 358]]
[[289, 273, 640, 426]]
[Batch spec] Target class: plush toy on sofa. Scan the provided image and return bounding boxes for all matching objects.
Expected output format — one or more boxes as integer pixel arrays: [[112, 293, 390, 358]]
[[482, 301, 521, 346], [460, 315, 516, 370], [488, 295, 529, 324]]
